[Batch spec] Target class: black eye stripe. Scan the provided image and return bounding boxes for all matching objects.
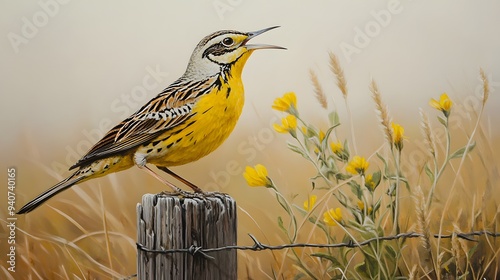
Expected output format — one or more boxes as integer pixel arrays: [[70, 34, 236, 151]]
[[202, 43, 237, 58]]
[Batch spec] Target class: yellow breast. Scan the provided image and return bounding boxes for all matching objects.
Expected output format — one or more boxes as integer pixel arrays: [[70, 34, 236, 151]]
[[160, 79, 244, 165], [142, 51, 253, 167]]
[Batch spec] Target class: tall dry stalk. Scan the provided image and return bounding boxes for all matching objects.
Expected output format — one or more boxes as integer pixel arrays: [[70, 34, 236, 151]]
[[413, 185, 435, 278], [369, 79, 393, 148], [329, 52, 357, 154], [479, 68, 489, 106], [451, 224, 466, 276], [436, 69, 491, 271], [420, 109, 436, 158], [328, 52, 348, 99], [309, 69, 328, 109]]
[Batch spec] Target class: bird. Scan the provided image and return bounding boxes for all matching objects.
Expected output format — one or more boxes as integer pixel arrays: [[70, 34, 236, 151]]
[[18, 26, 285, 214]]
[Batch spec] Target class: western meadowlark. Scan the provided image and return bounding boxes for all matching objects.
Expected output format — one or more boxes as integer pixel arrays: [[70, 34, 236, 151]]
[[18, 26, 284, 214]]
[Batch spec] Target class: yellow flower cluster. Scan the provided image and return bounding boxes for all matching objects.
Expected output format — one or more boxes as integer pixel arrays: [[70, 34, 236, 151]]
[[391, 122, 405, 151], [365, 174, 376, 191], [303, 195, 317, 211], [323, 208, 342, 226], [273, 92, 299, 137], [272, 92, 297, 113], [357, 200, 373, 214], [346, 156, 369, 175], [273, 115, 297, 135], [243, 164, 272, 188], [429, 93, 452, 117], [330, 141, 343, 154]]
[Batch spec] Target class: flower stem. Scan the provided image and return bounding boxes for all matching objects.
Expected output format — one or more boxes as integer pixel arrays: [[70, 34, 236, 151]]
[[393, 148, 401, 234], [426, 116, 450, 209]]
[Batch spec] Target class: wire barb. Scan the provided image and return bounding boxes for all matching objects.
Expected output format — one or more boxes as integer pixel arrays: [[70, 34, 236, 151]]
[[187, 245, 216, 260], [249, 234, 265, 250]]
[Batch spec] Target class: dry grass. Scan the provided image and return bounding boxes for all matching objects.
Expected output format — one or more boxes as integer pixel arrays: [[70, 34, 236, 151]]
[[420, 109, 436, 157], [309, 69, 328, 110], [328, 52, 348, 99], [369, 79, 393, 148]]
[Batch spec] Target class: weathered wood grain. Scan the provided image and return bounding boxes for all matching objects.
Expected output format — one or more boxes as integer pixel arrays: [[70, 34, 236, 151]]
[[137, 194, 237, 280]]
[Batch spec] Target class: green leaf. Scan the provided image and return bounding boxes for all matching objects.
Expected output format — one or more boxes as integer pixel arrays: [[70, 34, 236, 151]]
[[325, 122, 341, 139], [354, 262, 371, 279], [372, 170, 382, 186], [385, 244, 397, 259], [348, 181, 363, 199], [277, 216, 287, 234], [449, 141, 476, 159], [287, 142, 309, 159], [347, 219, 363, 230], [335, 172, 351, 181], [322, 123, 341, 151], [275, 193, 290, 214], [376, 152, 389, 177], [343, 139, 350, 158], [424, 163, 434, 182], [366, 170, 382, 191], [373, 197, 382, 215], [311, 252, 341, 266], [437, 115, 447, 126], [328, 111, 340, 126], [337, 190, 349, 206]]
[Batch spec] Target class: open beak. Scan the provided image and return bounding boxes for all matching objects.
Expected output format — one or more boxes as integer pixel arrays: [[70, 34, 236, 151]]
[[243, 26, 286, 50]]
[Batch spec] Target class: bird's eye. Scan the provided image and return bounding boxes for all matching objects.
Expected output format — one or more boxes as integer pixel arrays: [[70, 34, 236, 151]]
[[221, 37, 234, 47]]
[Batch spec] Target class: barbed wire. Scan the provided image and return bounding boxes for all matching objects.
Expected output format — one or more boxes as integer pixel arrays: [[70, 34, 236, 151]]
[[136, 230, 500, 258]]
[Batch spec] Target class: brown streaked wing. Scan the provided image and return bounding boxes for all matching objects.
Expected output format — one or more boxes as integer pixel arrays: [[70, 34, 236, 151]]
[[69, 76, 217, 170]]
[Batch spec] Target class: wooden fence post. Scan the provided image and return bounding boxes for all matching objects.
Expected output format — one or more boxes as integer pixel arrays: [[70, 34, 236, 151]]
[[137, 194, 237, 280]]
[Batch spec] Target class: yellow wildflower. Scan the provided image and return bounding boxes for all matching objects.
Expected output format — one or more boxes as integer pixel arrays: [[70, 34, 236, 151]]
[[358, 201, 373, 214], [346, 156, 369, 175], [318, 130, 325, 142], [273, 115, 297, 135], [357, 200, 365, 211], [330, 141, 343, 154], [391, 122, 405, 151], [323, 207, 342, 226], [272, 92, 297, 113], [365, 174, 376, 191], [429, 93, 452, 117], [243, 164, 272, 188], [330, 140, 348, 161], [303, 195, 317, 211]]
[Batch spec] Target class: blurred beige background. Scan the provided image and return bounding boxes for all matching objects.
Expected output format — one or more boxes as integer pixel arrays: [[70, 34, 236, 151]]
[[1, 1, 500, 277], [2, 0, 500, 215]]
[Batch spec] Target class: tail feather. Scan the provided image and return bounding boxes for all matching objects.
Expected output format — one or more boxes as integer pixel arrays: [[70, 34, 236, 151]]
[[17, 174, 86, 214]]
